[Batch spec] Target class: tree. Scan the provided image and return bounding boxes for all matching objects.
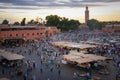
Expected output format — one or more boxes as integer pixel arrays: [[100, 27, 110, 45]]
[[58, 17, 80, 31], [46, 15, 61, 26], [2, 19, 9, 24], [87, 19, 103, 30], [28, 19, 34, 25], [21, 18, 26, 26], [45, 15, 81, 31], [36, 17, 43, 24], [13, 22, 20, 25], [28, 19, 41, 25]]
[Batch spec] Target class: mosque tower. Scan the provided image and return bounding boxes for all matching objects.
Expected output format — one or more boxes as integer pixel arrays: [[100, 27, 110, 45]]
[[85, 6, 89, 23]]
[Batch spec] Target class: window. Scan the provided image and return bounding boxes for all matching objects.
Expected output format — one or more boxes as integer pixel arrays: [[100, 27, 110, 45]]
[[16, 34, 18, 36], [10, 34, 12, 37], [27, 33, 29, 35], [4, 34, 6, 37], [37, 33, 39, 35], [32, 33, 34, 35], [22, 34, 24, 37], [41, 28, 45, 30], [40, 33, 42, 35]]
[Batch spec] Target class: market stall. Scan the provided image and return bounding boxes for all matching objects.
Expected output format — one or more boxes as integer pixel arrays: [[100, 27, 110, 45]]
[[51, 41, 97, 51], [0, 49, 24, 67], [62, 51, 107, 67], [0, 78, 10, 80]]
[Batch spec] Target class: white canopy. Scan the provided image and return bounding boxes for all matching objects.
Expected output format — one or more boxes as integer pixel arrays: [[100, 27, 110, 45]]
[[0, 49, 24, 61], [0, 78, 10, 80], [51, 42, 97, 49], [109, 40, 118, 43], [63, 51, 107, 64]]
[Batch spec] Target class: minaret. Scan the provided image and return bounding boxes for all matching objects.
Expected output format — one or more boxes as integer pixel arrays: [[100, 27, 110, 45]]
[[85, 6, 89, 23]]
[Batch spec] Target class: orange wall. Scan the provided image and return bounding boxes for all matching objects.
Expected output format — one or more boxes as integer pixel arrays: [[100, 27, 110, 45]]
[[0, 27, 46, 41], [47, 27, 60, 37], [0, 26, 60, 41], [102, 24, 120, 32]]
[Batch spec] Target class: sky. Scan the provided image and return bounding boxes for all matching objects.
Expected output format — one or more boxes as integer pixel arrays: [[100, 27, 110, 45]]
[[0, 0, 120, 23]]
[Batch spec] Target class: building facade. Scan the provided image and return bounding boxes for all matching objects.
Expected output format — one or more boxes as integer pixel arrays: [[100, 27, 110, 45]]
[[46, 26, 60, 37], [102, 24, 120, 32], [0, 25, 60, 46]]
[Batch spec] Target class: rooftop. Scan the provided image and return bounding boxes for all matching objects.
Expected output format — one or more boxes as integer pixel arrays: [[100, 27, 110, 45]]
[[0, 25, 46, 29]]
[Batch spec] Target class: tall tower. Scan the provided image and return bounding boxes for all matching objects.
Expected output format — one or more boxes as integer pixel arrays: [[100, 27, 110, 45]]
[[85, 6, 89, 23]]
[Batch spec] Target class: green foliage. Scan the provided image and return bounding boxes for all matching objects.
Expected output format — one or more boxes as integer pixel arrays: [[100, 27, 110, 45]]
[[2, 19, 9, 24], [13, 22, 20, 25], [46, 15, 61, 26], [58, 18, 80, 31], [100, 22, 106, 28], [87, 19, 103, 30], [28, 19, 34, 24], [21, 18, 26, 26], [45, 15, 81, 31]]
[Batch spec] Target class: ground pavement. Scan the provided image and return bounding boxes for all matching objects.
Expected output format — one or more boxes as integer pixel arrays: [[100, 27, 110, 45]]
[[0, 46, 118, 80]]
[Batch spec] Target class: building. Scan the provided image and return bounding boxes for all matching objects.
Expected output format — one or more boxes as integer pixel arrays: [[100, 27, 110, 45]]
[[85, 6, 89, 23], [78, 23, 89, 29], [102, 24, 120, 32], [0, 25, 60, 46], [46, 26, 60, 37]]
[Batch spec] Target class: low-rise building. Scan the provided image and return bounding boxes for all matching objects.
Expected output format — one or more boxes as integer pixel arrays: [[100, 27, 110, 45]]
[[0, 25, 60, 46], [102, 24, 120, 32]]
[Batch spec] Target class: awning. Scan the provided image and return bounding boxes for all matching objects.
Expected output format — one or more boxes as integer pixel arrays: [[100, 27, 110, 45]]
[[0, 49, 24, 61], [0, 78, 10, 80], [0, 37, 25, 42], [51, 41, 97, 49], [63, 51, 107, 64]]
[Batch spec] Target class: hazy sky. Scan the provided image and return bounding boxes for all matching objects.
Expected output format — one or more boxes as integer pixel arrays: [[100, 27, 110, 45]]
[[0, 0, 120, 23]]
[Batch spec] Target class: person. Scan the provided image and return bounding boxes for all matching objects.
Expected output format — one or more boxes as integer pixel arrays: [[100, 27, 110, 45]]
[[33, 60, 36, 69], [50, 67, 53, 72], [58, 69, 61, 76], [94, 62, 98, 70], [2, 69, 5, 74], [87, 64, 92, 79], [73, 72, 77, 79], [77, 48, 80, 52], [23, 74, 27, 80], [117, 61, 120, 68], [40, 68, 43, 73], [31, 75, 36, 80], [47, 78, 50, 80], [116, 63, 120, 80], [85, 72, 90, 80]]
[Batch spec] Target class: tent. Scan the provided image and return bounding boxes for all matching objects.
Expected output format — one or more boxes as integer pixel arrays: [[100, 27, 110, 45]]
[[0, 49, 24, 61], [62, 51, 107, 64], [0, 78, 10, 80], [51, 41, 97, 49]]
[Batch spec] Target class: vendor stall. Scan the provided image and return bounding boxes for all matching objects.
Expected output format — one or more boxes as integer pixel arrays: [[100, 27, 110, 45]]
[[0, 49, 24, 67], [62, 51, 107, 67], [51, 41, 97, 52], [0, 78, 10, 80]]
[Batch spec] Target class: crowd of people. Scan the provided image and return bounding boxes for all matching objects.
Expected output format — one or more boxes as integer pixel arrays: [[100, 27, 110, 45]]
[[0, 29, 120, 80], [50, 30, 120, 79]]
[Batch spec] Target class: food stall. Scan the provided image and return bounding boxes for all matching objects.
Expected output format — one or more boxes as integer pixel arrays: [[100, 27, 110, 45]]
[[0, 49, 24, 67], [51, 41, 97, 53], [0, 78, 10, 80], [62, 51, 107, 68]]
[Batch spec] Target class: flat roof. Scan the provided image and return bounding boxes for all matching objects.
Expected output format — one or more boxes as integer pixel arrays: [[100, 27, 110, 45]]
[[0, 25, 46, 29]]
